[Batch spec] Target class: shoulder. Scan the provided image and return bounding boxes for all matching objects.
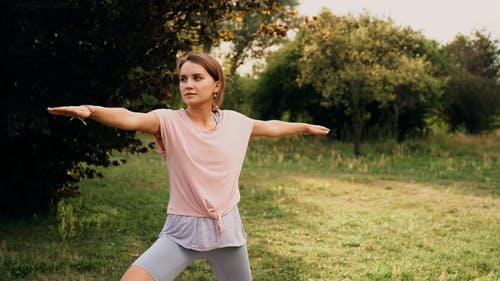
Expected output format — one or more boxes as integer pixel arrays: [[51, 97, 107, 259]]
[[222, 110, 252, 121], [152, 108, 178, 114], [153, 108, 184, 119], [221, 110, 254, 133], [151, 109, 186, 130]]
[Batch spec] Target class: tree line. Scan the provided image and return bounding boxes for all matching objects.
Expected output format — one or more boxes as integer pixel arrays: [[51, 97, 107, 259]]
[[226, 10, 500, 156], [1, 3, 498, 217]]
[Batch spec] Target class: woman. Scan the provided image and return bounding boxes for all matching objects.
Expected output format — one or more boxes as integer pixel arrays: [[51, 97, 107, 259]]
[[47, 51, 329, 281]]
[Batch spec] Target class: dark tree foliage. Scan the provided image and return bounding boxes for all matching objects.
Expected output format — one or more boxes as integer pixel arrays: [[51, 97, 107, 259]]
[[443, 71, 500, 133], [252, 33, 319, 121], [2, 0, 161, 217], [442, 31, 500, 133], [1, 0, 296, 217]]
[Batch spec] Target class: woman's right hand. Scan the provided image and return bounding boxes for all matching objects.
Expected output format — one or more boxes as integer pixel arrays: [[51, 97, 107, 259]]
[[47, 105, 92, 119]]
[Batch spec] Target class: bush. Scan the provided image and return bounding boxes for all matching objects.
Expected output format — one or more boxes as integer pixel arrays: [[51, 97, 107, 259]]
[[443, 71, 500, 133]]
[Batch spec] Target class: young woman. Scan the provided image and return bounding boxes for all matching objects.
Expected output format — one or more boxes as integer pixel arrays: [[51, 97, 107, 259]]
[[47, 51, 329, 281]]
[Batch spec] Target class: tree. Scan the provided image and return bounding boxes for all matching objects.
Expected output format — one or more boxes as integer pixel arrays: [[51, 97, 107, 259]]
[[251, 32, 321, 122], [1, 0, 297, 217], [442, 31, 500, 133], [222, 0, 299, 75], [298, 10, 444, 155]]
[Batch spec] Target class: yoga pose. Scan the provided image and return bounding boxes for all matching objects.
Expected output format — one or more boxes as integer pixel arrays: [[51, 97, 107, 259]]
[[48, 51, 329, 281]]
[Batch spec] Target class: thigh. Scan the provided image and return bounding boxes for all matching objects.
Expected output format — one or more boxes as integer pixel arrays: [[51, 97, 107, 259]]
[[131, 236, 197, 281], [205, 245, 252, 281]]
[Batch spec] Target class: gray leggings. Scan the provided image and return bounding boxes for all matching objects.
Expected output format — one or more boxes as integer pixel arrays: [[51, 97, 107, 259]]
[[132, 236, 252, 281]]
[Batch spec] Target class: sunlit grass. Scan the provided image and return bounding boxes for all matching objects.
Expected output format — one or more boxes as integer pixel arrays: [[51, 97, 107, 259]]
[[1, 133, 499, 280], [246, 133, 499, 193], [244, 173, 498, 280]]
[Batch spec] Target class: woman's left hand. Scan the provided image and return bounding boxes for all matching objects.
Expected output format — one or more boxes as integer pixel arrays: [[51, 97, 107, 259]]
[[305, 124, 331, 135]]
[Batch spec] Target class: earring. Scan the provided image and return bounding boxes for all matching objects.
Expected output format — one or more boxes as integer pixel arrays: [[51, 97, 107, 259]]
[[212, 93, 218, 111]]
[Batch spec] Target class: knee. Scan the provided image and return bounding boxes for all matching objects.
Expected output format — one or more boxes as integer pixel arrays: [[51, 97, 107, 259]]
[[121, 265, 155, 281]]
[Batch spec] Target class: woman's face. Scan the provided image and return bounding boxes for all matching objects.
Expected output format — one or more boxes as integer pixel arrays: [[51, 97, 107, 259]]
[[179, 61, 220, 109]]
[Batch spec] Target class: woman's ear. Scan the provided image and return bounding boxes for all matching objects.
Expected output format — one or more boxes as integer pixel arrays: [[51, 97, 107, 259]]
[[214, 81, 222, 92]]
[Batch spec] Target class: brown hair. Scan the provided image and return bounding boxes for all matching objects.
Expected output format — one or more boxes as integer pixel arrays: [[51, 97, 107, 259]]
[[177, 51, 225, 111]]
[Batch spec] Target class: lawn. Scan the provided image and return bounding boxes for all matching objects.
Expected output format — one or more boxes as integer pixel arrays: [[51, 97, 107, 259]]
[[1, 133, 499, 281]]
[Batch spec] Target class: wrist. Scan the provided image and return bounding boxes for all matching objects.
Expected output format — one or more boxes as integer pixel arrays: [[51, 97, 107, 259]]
[[301, 123, 309, 133], [83, 105, 95, 118]]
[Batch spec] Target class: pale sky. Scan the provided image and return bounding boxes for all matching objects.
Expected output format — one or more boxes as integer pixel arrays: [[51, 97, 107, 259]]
[[298, 0, 500, 44]]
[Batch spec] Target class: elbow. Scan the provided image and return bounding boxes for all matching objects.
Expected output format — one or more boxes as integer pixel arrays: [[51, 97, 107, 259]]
[[253, 120, 287, 138]]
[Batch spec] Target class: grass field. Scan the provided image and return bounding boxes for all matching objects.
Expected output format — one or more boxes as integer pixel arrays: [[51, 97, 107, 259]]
[[1, 133, 499, 281]]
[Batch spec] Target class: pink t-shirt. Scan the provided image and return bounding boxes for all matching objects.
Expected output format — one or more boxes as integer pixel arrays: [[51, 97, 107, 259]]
[[153, 108, 254, 228]]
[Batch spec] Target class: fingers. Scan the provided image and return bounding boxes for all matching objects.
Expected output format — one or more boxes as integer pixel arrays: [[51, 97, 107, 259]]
[[315, 125, 330, 134], [47, 106, 87, 118], [317, 126, 331, 135], [47, 107, 66, 116], [47, 106, 73, 117], [307, 124, 330, 135]]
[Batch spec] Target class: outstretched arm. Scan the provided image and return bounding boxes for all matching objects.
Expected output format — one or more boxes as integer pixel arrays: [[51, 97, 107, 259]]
[[47, 105, 160, 135], [251, 120, 330, 138]]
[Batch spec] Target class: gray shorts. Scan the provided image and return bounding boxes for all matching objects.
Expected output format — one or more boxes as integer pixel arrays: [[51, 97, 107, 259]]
[[132, 236, 252, 281]]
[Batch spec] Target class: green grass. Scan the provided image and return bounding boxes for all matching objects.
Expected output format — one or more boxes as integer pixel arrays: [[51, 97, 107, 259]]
[[1, 133, 499, 281]]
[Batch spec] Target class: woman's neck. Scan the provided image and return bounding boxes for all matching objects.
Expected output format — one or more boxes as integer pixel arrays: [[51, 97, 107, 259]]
[[185, 106, 217, 130]]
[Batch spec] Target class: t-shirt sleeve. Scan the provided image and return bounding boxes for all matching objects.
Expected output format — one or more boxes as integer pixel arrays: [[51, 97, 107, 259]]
[[152, 109, 170, 154], [228, 110, 255, 140]]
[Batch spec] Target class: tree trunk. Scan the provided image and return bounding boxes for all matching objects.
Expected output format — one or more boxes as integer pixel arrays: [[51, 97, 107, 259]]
[[351, 80, 363, 157], [353, 118, 362, 157], [393, 104, 400, 141]]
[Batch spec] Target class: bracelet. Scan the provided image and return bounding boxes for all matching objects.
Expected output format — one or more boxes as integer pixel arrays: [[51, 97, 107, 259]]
[[69, 105, 94, 126], [69, 116, 87, 126]]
